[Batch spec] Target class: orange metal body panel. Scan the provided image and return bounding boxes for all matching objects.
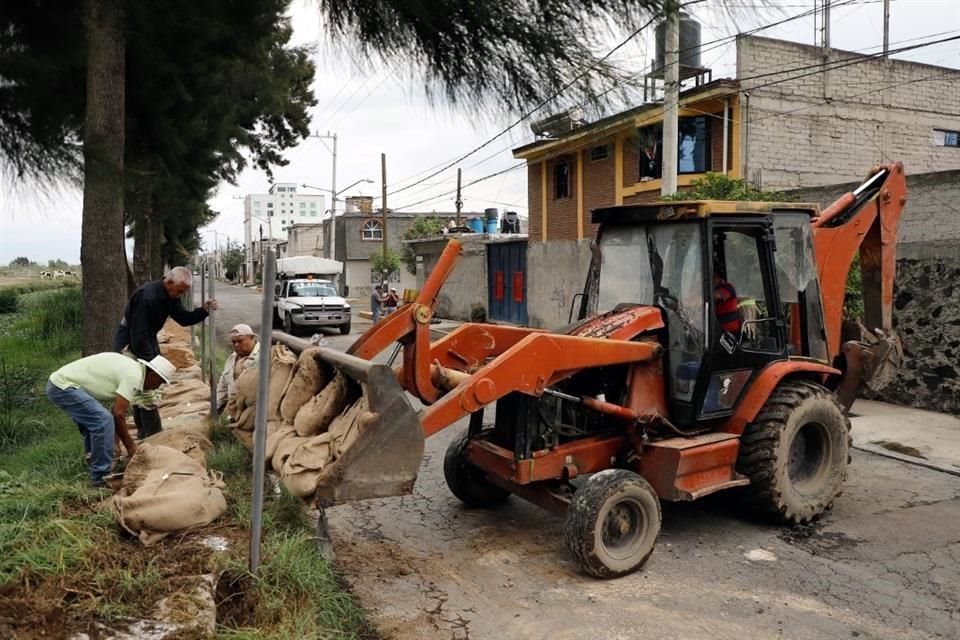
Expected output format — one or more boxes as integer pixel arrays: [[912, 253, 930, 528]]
[[468, 435, 627, 485], [421, 335, 663, 437], [626, 359, 669, 417], [721, 360, 840, 436], [567, 305, 665, 340], [639, 433, 749, 501]]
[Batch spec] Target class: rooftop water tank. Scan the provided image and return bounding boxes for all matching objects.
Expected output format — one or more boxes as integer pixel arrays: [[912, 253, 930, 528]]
[[654, 11, 702, 73]]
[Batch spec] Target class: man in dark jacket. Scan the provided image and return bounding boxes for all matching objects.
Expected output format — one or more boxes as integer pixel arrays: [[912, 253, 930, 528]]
[[114, 266, 218, 438]]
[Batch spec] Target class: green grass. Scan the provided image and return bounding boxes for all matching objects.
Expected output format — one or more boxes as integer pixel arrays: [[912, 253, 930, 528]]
[[0, 297, 373, 638]]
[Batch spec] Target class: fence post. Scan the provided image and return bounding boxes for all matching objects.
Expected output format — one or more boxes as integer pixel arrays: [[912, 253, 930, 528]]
[[207, 256, 218, 423], [250, 248, 276, 573], [200, 264, 207, 379]]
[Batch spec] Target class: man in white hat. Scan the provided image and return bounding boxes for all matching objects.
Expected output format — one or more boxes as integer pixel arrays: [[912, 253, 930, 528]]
[[46, 353, 174, 487], [216, 323, 260, 413]]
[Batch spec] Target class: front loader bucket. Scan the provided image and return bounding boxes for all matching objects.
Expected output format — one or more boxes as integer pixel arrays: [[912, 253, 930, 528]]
[[310, 347, 425, 502]]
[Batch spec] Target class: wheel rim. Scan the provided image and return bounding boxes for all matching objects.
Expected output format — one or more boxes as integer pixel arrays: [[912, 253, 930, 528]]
[[788, 421, 832, 492], [600, 497, 647, 561]]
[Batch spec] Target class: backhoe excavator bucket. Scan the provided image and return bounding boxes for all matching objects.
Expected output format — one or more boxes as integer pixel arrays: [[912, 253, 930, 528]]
[[310, 347, 425, 502], [316, 348, 423, 503]]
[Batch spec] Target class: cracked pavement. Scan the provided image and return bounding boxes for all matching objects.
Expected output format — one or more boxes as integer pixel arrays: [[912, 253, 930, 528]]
[[209, 282, 960, 640]]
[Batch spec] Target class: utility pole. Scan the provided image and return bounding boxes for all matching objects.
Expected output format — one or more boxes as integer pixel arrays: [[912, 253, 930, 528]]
[[455, 168, 463, 227], [381, 152, 388, 286], [821, 0, 832, 99], [660, 1, 679, 196], [311, 131, 338, 261], [882, 0, 890, 58]]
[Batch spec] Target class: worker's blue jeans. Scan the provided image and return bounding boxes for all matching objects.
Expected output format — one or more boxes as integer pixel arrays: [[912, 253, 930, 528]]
[[45, 381, 115, 486]]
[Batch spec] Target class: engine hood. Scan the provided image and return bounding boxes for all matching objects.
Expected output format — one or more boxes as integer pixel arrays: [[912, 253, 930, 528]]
[[567, 305, 664, 340]]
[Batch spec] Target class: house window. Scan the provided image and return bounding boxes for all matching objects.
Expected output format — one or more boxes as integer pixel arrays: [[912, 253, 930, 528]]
[[589, 145, 609, 162], [361, 219, 383, 240], [934, 129, 959, 147], [300, 202, 306, 208], [636, 115, 713, 178], [310, 202, 317, 209], [553, 162, 571, 199], [266, 202, 273, 209]]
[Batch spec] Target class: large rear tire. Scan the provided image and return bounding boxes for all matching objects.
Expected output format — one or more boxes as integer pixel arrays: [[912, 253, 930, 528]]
[[563, 469, 661, 579], [736, 380, 851, 524], [443, 430, 510, 508]]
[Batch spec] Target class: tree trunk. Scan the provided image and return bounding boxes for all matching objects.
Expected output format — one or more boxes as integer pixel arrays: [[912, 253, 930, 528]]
[[81, 0, 126, 355], [149, 215, 164, 279]]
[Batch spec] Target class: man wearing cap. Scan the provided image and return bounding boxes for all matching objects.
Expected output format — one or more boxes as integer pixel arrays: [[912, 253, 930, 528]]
[[46, 353, 175, 487], [114, 265, 219, 439], [217, 323, 260, 413]]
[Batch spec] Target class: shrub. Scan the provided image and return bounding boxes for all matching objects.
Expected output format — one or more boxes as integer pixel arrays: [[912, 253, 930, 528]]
[[19, 288, 83, 354]]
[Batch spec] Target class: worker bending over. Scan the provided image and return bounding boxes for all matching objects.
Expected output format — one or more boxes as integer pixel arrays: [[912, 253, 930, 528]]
[[114, 266, 218, 439], [46, 354, 175, 487], [217, 323, 260, 413]]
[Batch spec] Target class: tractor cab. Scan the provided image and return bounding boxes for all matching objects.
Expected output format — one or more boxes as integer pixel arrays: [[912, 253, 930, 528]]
[[581, 200, 829, 428]]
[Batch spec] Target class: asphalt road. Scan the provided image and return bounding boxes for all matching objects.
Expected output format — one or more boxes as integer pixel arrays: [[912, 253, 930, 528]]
[[204, 280, 960, 640]]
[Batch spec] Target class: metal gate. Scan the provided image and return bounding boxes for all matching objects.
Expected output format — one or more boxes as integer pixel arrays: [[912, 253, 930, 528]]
[[487, 241, 528, 325]]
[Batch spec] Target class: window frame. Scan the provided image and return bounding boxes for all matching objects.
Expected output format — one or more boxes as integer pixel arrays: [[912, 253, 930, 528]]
[[934, 128, 960, 147], [361, 219, 384, 241], [552, 161, 571, 200], [589, 144, 610, 162]]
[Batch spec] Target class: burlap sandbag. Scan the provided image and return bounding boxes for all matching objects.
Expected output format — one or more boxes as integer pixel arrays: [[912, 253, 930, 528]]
[[121, 443, 206, 495], [113, 469, 226, 546], [271, 434, 309, 475], [265, 422, 296, 467], [292, 371, 348, 437], [232, 367, 260, 416], [159, 344, 196, 370], [267, 345, 297, 421], [162, 411, 213, 438], [280, 348, 327, 423], [171, 364, 202, 382], [142, 429, 212, 467], [233, 405, 256, 432], [158, 379, 209, 408], [280, 432, 332, 498], [328, 395, 374, 459]]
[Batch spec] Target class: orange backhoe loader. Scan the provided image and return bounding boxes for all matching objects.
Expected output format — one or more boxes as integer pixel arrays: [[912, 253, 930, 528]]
[[277, 162, 907, 578]]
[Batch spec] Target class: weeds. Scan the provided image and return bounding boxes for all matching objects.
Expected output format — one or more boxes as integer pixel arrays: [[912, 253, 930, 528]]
[[19, 287, 83, 353]]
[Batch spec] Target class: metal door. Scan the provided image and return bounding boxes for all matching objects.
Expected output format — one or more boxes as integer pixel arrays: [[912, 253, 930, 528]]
[[487, 242, 528, 324]]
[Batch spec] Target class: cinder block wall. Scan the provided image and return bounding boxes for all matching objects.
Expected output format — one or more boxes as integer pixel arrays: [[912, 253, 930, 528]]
[[738, 36, 960, 190], [526, 240, 592, 328]]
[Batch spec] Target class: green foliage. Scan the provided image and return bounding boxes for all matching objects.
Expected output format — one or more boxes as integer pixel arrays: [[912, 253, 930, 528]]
[[221, 242, 247, 281], [659, 173, 786, 202], [0, 290, 16, 314], [47, 259, 68, 269], [9, 257, 33, 267], [844, 254, 864, 321], [401, 216, 446, 275], [20, 288, 83, 354], [369, 248, 402, 282]]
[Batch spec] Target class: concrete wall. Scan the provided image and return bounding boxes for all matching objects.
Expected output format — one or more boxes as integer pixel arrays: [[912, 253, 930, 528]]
[[412, 236, 488, 321], [785, 171, 960, 414], [287, 225, 324, 257], [738, 35, 960, 190], [341, 214, 416, 261], [526, 240, 592, 329]]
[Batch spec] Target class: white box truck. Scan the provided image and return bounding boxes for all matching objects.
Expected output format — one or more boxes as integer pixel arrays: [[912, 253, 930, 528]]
[[273, 257, 351, 336]]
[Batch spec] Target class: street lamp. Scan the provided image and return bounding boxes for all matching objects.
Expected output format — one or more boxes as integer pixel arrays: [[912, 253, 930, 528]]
[[302, 178, 373, 259]]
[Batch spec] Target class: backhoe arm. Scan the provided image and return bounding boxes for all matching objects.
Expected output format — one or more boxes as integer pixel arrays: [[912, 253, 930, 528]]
[[811, 162, 907, 407]]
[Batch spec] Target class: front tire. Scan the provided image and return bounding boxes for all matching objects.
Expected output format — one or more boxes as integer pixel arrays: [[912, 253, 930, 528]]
[[443, 430, 510, 508], [736, 380, 851, 524], [283, 312, 297, 336], [339, 321, 351, 335], [563, 469, 661, 579]]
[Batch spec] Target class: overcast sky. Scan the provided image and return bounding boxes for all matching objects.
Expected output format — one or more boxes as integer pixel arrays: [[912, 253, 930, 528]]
[[1, 0, 958, 264]]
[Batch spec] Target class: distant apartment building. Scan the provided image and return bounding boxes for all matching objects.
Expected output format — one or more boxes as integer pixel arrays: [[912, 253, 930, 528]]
[[243, 183, 325, 282]]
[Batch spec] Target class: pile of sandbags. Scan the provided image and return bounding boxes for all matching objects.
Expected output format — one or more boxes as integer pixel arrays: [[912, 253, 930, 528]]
[[112, 443, 225, 546], [226, 344, 379, 500]]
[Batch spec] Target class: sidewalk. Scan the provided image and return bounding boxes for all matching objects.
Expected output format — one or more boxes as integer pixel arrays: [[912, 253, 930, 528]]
[[850, 399, 960, 476]]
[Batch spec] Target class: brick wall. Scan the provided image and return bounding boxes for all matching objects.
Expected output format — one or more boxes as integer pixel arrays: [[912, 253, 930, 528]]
[[528, 163, 542, 241], [545, 155, 578, 241], [583, 138, 616, 240], [738, 35, 960, 190]]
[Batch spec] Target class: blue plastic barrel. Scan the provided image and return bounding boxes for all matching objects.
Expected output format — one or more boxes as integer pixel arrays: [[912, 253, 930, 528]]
[[467, 217, 483, 233], [486, 219, 498, 234]]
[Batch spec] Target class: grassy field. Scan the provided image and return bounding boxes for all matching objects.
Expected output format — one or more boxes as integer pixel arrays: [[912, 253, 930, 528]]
[[0, 284, 375, 639]]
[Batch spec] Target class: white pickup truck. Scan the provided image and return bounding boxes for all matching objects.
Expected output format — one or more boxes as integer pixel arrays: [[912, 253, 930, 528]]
[[272, 257, 350, 336]]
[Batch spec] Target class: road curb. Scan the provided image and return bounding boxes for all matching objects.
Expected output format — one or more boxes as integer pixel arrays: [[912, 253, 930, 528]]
[[852, 443, 960, 477]]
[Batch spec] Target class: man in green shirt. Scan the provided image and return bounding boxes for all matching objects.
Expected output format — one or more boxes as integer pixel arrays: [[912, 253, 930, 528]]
[[47, 353, 175, 487]]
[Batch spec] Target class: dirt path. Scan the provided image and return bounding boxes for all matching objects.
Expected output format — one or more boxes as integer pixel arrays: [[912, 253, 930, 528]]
[[327, 420, 960, 640]]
